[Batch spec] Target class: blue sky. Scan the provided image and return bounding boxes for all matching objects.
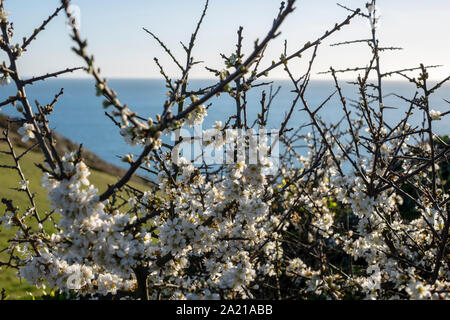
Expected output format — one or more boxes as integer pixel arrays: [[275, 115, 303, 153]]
[[2, 0, 450, 80]]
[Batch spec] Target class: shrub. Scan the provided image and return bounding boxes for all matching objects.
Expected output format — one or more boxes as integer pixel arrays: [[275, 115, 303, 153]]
[[0, 0, 449, 300]]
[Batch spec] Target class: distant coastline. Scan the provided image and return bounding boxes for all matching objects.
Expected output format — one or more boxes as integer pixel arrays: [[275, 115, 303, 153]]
[[0, 113, 148, 185], [1, 79, 448, 170]]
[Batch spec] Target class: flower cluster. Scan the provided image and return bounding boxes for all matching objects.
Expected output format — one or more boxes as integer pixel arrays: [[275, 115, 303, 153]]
[[18, 152, 148, 295]]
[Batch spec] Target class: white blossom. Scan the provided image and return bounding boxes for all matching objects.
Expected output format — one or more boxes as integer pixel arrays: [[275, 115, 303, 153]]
[[17, 123, 35, 142]]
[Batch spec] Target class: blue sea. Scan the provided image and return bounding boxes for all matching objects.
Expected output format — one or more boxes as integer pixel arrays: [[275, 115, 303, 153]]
[[1, 79, 449, 170]]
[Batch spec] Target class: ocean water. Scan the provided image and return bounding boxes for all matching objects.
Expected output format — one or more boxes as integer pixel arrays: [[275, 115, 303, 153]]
[[1, 79, 449, 170]]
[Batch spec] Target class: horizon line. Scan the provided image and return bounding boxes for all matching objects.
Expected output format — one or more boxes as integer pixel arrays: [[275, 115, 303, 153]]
[[31, 76, 448, 83]]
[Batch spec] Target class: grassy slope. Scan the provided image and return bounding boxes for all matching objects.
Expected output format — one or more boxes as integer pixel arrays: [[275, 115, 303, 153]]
[[0, 143, 148, 299]]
